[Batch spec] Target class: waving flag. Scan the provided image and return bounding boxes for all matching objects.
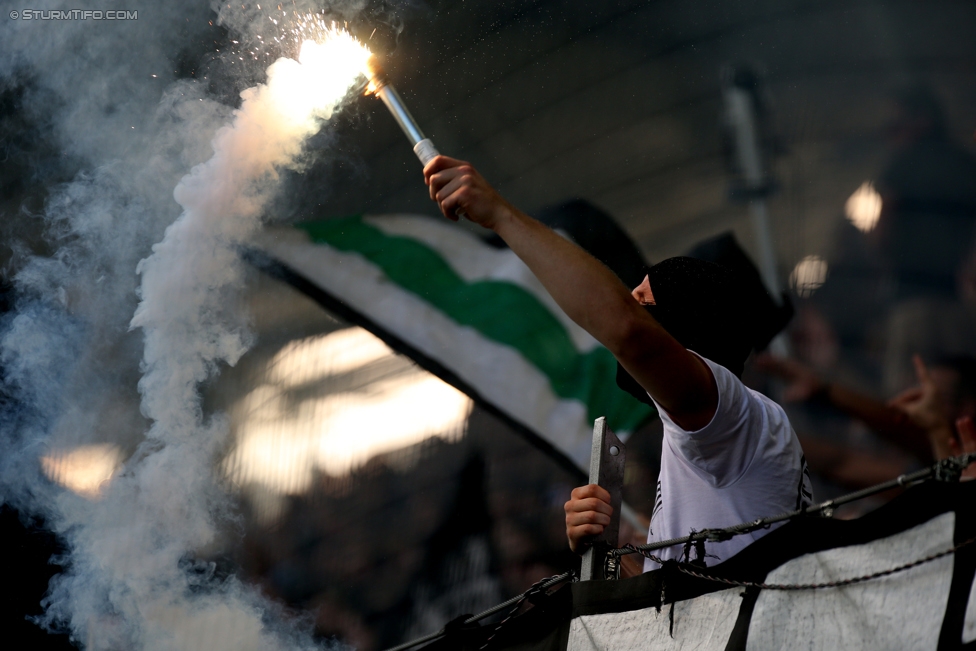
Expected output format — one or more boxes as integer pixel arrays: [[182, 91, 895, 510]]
[[254, 213, 655, 471]]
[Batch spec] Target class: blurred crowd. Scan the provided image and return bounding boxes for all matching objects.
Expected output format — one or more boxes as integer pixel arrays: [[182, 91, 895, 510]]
[[754, 85, 976, 507], [233, 407, 583, 651]]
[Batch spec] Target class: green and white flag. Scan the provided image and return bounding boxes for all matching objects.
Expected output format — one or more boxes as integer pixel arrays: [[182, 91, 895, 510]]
[[257, 214, 655, 471]]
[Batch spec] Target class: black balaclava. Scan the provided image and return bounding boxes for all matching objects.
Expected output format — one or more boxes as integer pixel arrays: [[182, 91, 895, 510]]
[[616, 257, 752, 406]]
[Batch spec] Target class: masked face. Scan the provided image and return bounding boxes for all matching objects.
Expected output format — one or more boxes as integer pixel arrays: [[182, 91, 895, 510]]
[[638, 257, 750, 377]]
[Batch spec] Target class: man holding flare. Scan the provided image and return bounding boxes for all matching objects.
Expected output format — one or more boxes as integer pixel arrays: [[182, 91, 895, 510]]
[[423, 155, 812, 572]]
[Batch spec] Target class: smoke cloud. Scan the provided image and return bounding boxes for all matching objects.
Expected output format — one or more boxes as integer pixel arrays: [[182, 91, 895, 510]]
[[0, 1, 376, 648]]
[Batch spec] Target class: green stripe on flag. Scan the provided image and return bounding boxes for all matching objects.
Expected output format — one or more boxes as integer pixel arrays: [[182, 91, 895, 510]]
[[298, 216, 655, 431]]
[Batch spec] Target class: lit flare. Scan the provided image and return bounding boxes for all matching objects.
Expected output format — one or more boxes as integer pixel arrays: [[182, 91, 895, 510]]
[[270, 27, 373, 127]]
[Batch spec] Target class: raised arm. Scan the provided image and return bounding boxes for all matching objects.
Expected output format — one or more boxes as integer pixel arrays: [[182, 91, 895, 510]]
[[424, 156, 717, 430], [756, 354, 933, 462]]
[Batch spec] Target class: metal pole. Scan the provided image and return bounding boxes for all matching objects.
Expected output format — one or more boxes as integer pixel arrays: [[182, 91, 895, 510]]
[[580, 417, 625, 581], [723, 69, 788, 355]]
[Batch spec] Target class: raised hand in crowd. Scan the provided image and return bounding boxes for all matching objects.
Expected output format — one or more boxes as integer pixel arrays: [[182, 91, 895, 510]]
[[754, 354, 827, 402], [756, 353, 931, 462], [888, 355, 956, 461]]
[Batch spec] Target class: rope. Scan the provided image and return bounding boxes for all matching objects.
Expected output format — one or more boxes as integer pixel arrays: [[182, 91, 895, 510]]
[[475, 573, 567, 650], [611, 451, 976, 561], [380, 571, 574, 651], [622, 534, 976, 591]]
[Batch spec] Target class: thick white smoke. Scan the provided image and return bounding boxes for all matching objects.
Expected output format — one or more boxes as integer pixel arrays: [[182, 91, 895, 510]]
[[0, 2, 372, 649]]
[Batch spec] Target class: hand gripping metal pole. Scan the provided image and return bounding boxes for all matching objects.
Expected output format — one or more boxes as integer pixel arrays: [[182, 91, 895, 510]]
[[580, 417, 626, 581]]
